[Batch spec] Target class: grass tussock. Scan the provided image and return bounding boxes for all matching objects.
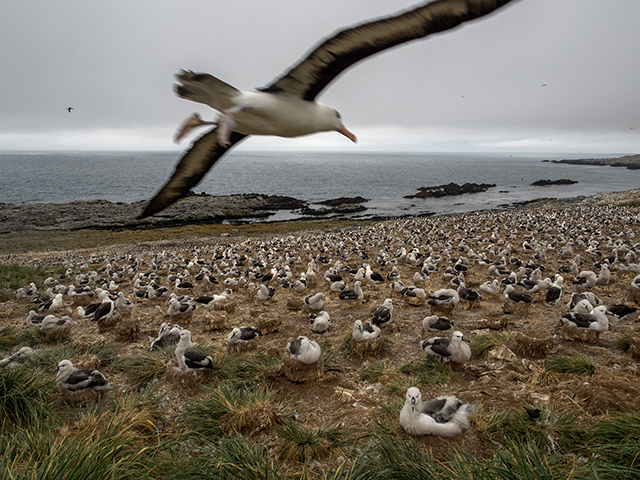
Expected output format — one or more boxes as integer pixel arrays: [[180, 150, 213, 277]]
[[476, 405, 587, 451], [0, 264, 66, 302], [274, 420, 347, 463], [545, 355, 596, 376], [1, 421, 153, 480], [0, 326, 22, 352], [398, 355, 454, 386], [0, 366, 54, 429], [118, 345, 176, 388], [470, 331, 514, 359], [158, 436, 285, 480], [613, 329, 639, 353], [358, 361, 393, 383], [617, 201, 640, 208], [586, 409, 640, 467], [183, 383, 291, 438]]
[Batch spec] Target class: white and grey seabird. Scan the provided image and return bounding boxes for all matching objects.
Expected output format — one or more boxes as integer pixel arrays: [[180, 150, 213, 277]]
[[227, 326, 262, 344], [400, 387, 474, 437], [53, 359, 110, 392], [421, 331, 471, 364], [175, 329, 214, 371], [286, 336, 321, 364], [352, 320, 381, 342], [137, 0, 515, 219]]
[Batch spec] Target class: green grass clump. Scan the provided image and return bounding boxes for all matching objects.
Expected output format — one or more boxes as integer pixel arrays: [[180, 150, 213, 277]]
[[477, 406, 586, 451], [212, 351, 280, 387], [158, 436, 285, 480], [274, 420, 347, 463], [470, 331, 514, 359], [0, 264, 65, 302], [183, 383, 291, 438], [358, 361, 392, 383], [0, 366, 54, 429], [110, 387, 164, 435], [587, 409, 640, 468], [118, 345, 176, 388], [545, 355, 596, 376], [398, 355, 453, 386], [613, 329, 640, 353], [1, 419, 153, 480], [617, 201, 640, 208], [0, 326, 22, 352]]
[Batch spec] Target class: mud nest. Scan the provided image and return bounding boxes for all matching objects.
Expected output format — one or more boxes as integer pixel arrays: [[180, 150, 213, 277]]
[[350, 336, 384, 357], [281, 354, 324, 383], [514, 329, 554, 358], [561, 324, 600, 343]]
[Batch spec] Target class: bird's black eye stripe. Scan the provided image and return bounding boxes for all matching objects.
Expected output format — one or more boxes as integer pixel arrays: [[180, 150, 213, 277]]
[[335, 110, 342, 119]]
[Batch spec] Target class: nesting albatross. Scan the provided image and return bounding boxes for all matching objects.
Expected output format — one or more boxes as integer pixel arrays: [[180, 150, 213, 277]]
[[422, 330, 471, 364], [400, 387, 474, 437], [53, 359, 110, 392], [137, 0, 516, 219], [175, 329, 214, 372]]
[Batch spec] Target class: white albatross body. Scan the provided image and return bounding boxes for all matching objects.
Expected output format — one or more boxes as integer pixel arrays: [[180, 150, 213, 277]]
[[53, 359, 110, 392], [400, 387, 473, 437], [422, 330, 471, 364], [137, 0, 516, 219], [286, 335, 322, 364]]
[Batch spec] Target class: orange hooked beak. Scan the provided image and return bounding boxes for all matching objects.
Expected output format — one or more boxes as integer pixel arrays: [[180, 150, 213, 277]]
[[339, 124, 357, 143]]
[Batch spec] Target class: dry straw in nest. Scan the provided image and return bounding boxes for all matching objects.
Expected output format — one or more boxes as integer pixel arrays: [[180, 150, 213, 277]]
[[514, 329, 554, 358]]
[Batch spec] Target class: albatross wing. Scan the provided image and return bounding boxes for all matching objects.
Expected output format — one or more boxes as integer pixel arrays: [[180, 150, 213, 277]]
[[137, 128, 247, 219], [259, 0, 515, 101]]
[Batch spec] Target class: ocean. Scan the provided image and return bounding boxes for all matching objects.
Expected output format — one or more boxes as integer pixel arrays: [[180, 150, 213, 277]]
[[1, 151, 638, 221]]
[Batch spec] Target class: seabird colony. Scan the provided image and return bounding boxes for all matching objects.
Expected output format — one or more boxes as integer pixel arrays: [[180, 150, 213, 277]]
[[6, 201, 640, 439]]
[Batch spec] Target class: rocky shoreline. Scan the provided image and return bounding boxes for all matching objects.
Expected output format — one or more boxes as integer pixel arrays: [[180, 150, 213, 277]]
[[0, 193, 371, 234], [543, 154, 640, 170], [1, 188, 640, 237]]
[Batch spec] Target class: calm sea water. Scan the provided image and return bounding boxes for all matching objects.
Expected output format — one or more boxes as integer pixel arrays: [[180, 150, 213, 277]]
[[0, 151, 638, 220]]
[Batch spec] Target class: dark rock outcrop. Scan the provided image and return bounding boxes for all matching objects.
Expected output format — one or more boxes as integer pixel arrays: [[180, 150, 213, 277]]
[[298, 203, 367, 216], [531, 179, 579, 186], [404, 182, 496, 199], [315, 196, 369, 207], [543, 154, 640, 170], [0, 194, 308, 233]]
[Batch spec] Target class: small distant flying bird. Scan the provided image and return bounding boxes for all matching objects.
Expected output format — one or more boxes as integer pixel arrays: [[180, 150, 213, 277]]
[[67, 107, 74, 113]]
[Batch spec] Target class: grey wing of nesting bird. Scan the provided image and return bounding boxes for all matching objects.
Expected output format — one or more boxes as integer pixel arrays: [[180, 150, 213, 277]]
[[425, 338, 452, 356], [183, 347, 211, 369], [431, 398, 463, 423], [419, 397, 447, 417]]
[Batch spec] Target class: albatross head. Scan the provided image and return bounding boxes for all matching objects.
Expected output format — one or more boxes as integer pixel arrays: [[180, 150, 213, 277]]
[[320, 106, 356, 143], [406, 387, 422, 412]]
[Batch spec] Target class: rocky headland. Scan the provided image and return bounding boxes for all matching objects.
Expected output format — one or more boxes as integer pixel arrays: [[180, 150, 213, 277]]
[[0, 193, 371, 234], [543, 154, 640, 170]]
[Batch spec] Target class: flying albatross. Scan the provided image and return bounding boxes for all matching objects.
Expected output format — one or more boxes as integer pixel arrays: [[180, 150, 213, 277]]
[[137, 0, 515, 219]]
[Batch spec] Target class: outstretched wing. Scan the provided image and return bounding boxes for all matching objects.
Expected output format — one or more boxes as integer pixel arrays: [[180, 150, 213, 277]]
[[259, 0, 515, 101], [137, 128, 247, 219]]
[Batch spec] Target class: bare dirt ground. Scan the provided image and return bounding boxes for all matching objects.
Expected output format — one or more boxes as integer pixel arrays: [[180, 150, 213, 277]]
[[2, 197, 640, 462]]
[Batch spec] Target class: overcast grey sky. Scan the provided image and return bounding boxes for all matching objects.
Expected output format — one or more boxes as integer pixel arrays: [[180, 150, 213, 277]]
[[1, 0, 639, 153]]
